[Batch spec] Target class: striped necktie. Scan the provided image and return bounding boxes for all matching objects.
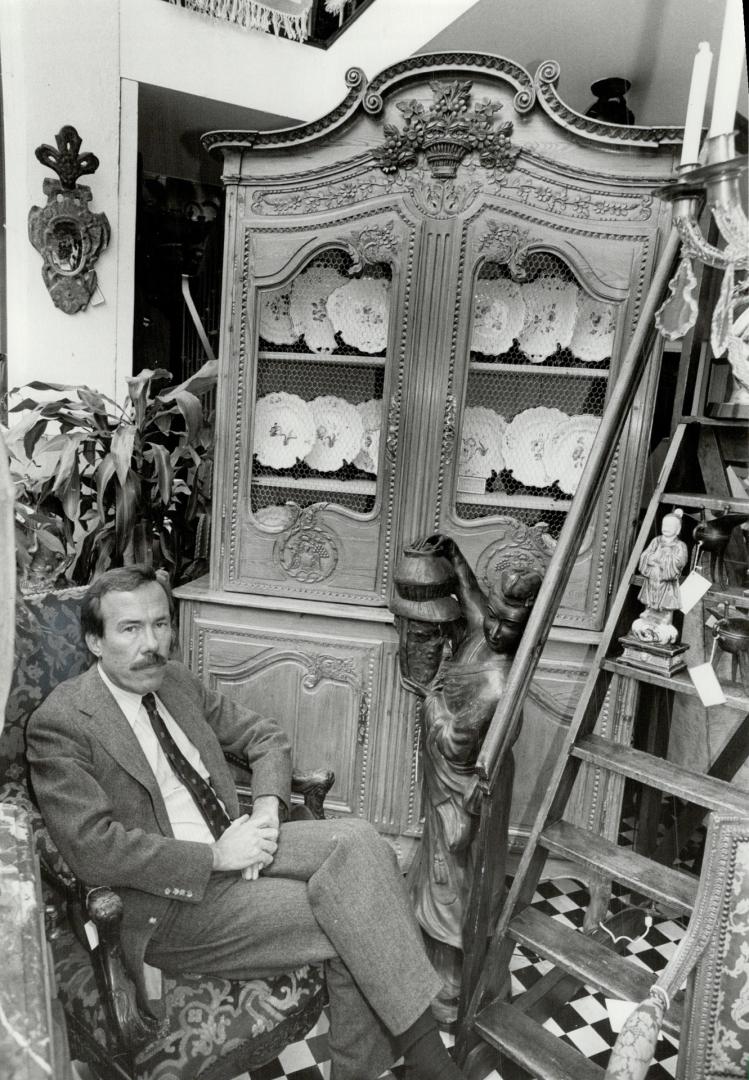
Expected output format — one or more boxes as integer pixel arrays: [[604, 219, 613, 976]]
[[141, 692, 231, 839]]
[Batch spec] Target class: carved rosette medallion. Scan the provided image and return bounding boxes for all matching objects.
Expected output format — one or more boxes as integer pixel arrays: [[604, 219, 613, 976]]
[[274, 503, 339, 583], [27, 126, 110, 314], [475, 518, 556, 593], [374, 79, 519, 181]]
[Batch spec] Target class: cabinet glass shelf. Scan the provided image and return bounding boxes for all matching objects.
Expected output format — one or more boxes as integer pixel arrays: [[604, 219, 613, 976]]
[[469, 361, 609, 379], [456, 491, 572, 509], [252, 474, 376, 495]]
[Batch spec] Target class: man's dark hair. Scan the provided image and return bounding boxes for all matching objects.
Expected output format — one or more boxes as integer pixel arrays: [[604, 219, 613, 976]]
[[81, 566, 174, 640]]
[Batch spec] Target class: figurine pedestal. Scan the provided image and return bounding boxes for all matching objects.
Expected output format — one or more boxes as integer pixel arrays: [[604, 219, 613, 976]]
[[618, 636, 689, 676]]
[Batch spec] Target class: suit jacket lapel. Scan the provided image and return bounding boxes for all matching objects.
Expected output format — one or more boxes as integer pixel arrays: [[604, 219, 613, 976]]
[[78, 667, 174, 836]]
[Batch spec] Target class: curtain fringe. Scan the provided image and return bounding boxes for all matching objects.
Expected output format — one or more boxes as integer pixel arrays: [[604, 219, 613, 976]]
[[169, 0, 313, 42]]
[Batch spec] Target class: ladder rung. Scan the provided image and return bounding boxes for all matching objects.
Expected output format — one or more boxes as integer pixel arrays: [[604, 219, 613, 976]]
[[474, 999, 605, 1080], [660, 492, 749, 512], [540, 821, 698, 915], [572, 734, 749, 816], [508, 907, 683, 1037], [603, 658, 749, 712]]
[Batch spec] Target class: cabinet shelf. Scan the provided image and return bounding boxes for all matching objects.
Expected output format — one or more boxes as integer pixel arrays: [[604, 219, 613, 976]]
[[469, 361, 608, 379], [603, 658, 749, 712], [252, 474, 377, 495], [455, 491, 572, 510], [258, 350, 387, 368]]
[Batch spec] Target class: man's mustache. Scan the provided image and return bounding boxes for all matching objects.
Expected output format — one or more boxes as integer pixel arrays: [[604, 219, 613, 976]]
[[131, 654, 167, 670]]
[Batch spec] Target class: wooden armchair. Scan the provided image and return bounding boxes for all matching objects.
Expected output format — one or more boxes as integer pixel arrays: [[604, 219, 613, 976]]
[[0, 586, 334, 1080]]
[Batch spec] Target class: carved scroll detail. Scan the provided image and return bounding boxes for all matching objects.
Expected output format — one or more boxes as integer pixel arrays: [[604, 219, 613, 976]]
[[344, 221, 400, 271]]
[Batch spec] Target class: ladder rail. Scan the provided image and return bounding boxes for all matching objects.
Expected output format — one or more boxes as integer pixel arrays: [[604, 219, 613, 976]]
[[476, 226, 683, 790]]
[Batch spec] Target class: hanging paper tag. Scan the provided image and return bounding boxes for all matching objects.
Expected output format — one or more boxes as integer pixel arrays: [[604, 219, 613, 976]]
[[84, 920, 100, 950], [679, 571, 712, 613], [688, 663, 727, 706], [705, 613, 720, 629], [605, 998, 637, 1033], [143, 962, 163, 1002]]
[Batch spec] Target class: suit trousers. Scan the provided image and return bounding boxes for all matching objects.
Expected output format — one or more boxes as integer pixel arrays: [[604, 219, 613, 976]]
[[145, 817, 443, 1080]]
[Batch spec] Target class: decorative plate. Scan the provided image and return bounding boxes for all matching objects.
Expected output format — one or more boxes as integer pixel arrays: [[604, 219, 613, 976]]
[[353, 398, 382, 473], [471, 278, 525, 355], [305, 395, 364, 472], [518, 276, 579, 362], [253, 392, 315, 469], [546, 414, 601, 495], [459, 406, 506, 478], [327, 277, 390, 354], [570, 295, 617, 362], [503, 406, 567, 488], [289, 265, 347, 353], [257, 286, 297, 346]]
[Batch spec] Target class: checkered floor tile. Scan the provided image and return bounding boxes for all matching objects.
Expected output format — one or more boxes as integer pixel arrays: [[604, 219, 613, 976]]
[[216, 875, 686, 1080]]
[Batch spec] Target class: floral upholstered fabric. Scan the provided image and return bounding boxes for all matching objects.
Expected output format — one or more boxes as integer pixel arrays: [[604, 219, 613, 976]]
[[1, 588, 326, 1078]]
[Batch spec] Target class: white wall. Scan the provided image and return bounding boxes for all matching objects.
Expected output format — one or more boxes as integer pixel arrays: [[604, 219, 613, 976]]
[[1, 0, 481, 402], [1, 0, 123, 398]]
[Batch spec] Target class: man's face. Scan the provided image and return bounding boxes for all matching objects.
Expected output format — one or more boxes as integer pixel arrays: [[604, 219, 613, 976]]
[[86, 581, 172, 695]]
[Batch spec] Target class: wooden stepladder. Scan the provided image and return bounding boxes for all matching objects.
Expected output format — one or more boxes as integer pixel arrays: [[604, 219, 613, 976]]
[[455, 225, 749, 1079]]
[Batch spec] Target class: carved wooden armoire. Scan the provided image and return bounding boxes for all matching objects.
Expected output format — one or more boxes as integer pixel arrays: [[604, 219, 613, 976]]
[[175, 54, 682, 861]]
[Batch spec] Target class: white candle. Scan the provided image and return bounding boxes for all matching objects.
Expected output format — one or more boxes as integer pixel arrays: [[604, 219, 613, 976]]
[[681, 42, 713, 165], [708, 0, 745, 137]]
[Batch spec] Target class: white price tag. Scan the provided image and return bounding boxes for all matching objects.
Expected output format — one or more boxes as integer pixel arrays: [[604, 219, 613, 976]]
[[688, 662, 726, 706], [143, 962, 163, 1002], [605, 998, 637, 1033], [90, 284, 105, 307], [679, 571, 712, 614], [83, 919, 99, 950], [704, 613, 720, 629]]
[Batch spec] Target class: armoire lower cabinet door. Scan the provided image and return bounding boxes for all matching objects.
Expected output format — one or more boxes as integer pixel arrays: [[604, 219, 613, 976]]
[[177, 588, 401, 821]]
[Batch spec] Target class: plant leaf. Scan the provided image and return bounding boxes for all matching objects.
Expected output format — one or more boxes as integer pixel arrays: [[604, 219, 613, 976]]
[[160, 359, 217, 402], [36, 529, 66, 555], [115, 473, 138, 558], [51, 434, 84, 496], [164, 390, 203, 444], [22, 417, 48, 460], [95, 453, 117, 523], [61, 457, 81, 521], [111, 423, 136, 485], [146, 443, 173, 505]]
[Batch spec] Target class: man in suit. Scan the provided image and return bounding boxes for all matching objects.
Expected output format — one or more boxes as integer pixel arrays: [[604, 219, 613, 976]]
[[27, 566, 467, 1080]]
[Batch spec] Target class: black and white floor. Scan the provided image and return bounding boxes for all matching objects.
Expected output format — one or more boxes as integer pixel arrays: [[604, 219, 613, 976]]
[[235, 874, 686, 1080]]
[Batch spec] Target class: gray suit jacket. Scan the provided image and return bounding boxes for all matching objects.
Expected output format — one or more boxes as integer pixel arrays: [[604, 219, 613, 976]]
[[26, 660, 292, 1003]]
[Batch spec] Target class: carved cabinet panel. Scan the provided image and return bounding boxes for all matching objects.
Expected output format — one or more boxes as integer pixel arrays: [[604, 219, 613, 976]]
[[177, 54, 679, 850]]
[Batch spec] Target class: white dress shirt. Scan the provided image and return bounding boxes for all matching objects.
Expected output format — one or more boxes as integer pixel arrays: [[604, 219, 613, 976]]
[[98, 664, 216, 845]]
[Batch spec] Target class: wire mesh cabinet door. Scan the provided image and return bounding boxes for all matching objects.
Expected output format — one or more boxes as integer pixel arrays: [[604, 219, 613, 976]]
[[213, 208, 414, 606]]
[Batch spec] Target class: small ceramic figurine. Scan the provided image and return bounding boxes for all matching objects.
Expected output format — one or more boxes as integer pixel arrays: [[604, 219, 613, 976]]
[[631, 509, 688, 645]]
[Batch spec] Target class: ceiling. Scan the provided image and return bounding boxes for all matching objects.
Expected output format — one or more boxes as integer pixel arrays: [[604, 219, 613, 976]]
[[423, 0, 747, 127], [138, 0, 747, 183]]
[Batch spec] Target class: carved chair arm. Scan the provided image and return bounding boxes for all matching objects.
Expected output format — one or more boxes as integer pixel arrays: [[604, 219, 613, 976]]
[[224, 752, 335, 821], [84, 885, 162, 1050]]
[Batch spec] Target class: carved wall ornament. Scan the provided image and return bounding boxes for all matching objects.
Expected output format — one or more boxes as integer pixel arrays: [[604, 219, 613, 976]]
[[385, 395, 399, 463], [344, 221, 400, 272], [300, 652, 369, 744], [273, 502, 339, 582], [373, 80, 519, 181], [27, 126, 110, 314], [475, 519, 557, 592], [442, 393, 458, 463]]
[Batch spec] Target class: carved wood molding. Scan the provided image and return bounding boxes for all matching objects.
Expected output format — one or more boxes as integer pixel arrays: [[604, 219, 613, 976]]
[[362, 52, 536, 118], [534, 60, 684, 149]]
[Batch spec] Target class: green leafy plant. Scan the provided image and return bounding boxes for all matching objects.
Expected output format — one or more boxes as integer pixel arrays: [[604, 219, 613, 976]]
[[5, 361, 217, 589]]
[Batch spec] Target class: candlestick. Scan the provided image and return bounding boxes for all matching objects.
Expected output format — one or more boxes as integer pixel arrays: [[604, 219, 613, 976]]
[[681, 42, 713, 166], [708, 0, 745, 138]]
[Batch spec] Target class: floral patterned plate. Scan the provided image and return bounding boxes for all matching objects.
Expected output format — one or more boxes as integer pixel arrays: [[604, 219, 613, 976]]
[[569, 295, 617, 363], [327, 277, 390, 354], [305, 395, 364, 472], [518, 275, 579, 362], [289, 265, 347, 353], [257, 286, 297, 346], [503, 406, 567, 487], [253, 392, 315, 469], [459, 406, 506, 478], [545, 414, 601, 495], [353, 398, 382, 474], [471, 278, 525, 355]]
